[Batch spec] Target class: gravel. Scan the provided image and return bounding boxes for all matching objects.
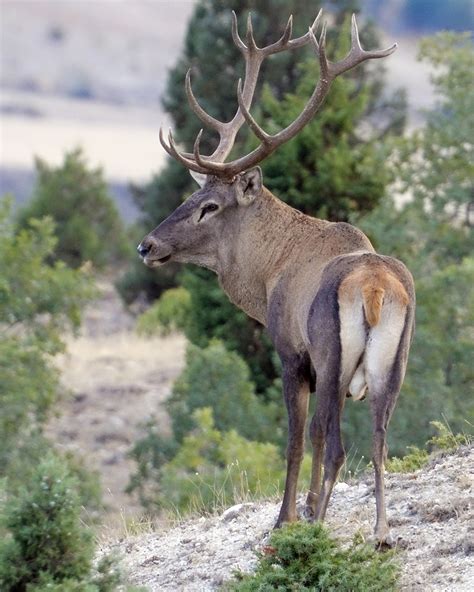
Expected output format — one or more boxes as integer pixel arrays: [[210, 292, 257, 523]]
[[101, 445, 473, 591]]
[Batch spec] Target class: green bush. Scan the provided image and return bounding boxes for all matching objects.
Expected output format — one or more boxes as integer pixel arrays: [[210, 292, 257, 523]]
[[225, 522, 399, 591], [148, 408, 286, 514], [180, 267, 281, 396], [136, 286, 191, 336], [0, 453, 94, 590], [386, 421, 471, 473], [0, 196, 94, 476], [167, 342, 283, 446], [129, 407, 312, 515], [17, 148, 128, 269], [0, 454, 140, 592]]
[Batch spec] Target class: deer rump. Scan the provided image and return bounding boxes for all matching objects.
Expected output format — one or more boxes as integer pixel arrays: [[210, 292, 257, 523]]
[[309, 252, 411, 403]]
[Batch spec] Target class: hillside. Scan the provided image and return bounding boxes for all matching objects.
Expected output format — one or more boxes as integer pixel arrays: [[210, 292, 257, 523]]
[[103, 446, 473, 591]]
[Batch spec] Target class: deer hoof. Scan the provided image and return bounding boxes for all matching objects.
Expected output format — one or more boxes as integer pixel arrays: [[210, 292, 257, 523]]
[[302, 505, 317, 522], [372, 531, 396, 551]]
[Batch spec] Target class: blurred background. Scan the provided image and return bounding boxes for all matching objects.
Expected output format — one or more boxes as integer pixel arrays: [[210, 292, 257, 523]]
[[2, 0, 471, 214], [0, 1, 473, 588]]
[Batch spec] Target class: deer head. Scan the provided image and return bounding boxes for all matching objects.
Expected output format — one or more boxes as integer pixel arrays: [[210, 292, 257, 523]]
[[138, 10, 396, 269]]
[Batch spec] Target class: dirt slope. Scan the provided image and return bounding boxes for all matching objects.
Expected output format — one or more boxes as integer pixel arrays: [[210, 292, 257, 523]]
[[103, 446, 473, 591], [46, 280, 186, 525]]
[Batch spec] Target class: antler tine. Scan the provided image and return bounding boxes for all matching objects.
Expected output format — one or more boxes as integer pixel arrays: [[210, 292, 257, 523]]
[[260, 14, 293, 54], [236, 78, 271, 144], [192, 129, 211, 168], [246, 13, 258, 51], [231, 10, 246, 52], [330, 14, 397, 77], [317, 21, 329, 79], [160, 127, 209, 174], [185, 70, 224, 132], [351, 13, 363, 52]]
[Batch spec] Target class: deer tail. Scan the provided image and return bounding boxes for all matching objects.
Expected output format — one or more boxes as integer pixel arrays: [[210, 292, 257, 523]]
[[362, 284, 385, 327]]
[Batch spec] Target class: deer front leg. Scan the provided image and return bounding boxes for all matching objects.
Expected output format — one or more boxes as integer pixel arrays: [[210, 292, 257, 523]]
[[275, 364, 310, 528]]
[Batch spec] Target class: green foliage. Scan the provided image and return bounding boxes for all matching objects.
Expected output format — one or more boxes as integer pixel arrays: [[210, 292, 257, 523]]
[[224, 522, 399, 591], [0, 196, 95, 475], [17, 148, 127, 269], [136, 287, 191, 337], [181, 267, 281, 395], [402, 33, 474, 222], [427, 420, 471, 451], [0, 454, 139, 592], [385, 446, 429, 473], [386, 421, 471, 473], [167, 342, 282, 445], [136, 408, 287, 514], [257, 22, 402, 221], [127, 342, 289, 512], [0, 453, 93, 590]]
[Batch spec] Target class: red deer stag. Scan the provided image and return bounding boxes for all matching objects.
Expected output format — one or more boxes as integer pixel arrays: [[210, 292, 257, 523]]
[[138, 9, 415, 547]]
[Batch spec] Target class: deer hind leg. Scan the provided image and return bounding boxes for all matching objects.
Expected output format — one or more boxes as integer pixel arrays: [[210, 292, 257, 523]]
[[275, 364, 310, 528], [312, 384, 346, 522], [305, 288, 367, 518], [366, 302, 411, 547]]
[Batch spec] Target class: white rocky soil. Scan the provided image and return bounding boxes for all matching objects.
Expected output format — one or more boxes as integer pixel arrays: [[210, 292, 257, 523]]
[[103, 446, 473, 592]]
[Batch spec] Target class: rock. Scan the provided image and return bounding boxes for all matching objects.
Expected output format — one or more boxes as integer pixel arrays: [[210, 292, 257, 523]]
[[221, 503, 256, 522]]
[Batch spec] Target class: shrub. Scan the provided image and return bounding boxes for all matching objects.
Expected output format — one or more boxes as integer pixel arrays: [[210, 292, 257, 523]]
[[17, 148, 128, 269], [386, 421, 471, 473], [0, 454, 140, 592], [136, 286, 191, 336], [150, 408, 286, 514], [225, 522, 400, 591], [167, 341, 283, 446], [0, 453, 94, 590], [0, 196, 94, 476]]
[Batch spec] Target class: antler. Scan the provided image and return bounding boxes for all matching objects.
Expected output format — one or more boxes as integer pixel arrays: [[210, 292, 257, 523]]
[[160, 12, 397, 178]]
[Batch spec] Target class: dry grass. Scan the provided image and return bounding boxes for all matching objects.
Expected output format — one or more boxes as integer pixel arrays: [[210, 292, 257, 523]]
[[46, 281, 186, 530]]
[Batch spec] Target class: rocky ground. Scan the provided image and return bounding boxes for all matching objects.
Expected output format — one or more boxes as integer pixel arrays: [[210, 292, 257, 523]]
[[103, 445, 473, 591]]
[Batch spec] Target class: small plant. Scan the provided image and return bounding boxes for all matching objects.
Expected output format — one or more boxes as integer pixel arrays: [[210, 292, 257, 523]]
[[0, 453, 140, 591], [136, 286, 191, 336], [224, 522, 399, 591], [0, 453, 94, 590], [386, 420, 472, 473], [428, 420, 471, 451], [386, 446, 429, 473]]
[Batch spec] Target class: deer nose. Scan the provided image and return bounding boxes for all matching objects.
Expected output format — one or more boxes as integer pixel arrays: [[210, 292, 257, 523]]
[[137, 240, 152, 258]]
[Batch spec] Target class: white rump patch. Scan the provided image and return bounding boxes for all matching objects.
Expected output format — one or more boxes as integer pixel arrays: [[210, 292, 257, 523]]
[[365, 299, 407, 393], [339, 294, 366, 393]]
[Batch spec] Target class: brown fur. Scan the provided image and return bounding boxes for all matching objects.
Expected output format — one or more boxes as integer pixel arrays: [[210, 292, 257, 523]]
[[340, 266, 410, 327], [139, 172, 415, 546]]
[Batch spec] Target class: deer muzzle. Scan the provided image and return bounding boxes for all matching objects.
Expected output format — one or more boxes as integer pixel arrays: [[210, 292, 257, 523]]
[[137, 236, 173, 267]]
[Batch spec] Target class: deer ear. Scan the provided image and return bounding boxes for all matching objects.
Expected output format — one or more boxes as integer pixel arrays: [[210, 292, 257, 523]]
[[235, 167, 263, 206], [189, 170, 208, 188]]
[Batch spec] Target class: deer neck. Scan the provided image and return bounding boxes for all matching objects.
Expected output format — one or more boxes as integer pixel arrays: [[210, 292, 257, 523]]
[[216, 188, 326, 325]]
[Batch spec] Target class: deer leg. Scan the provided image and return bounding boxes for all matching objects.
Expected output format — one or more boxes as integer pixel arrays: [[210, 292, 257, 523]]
[[366, 306, 412, 548], [275, 364, 310, 528], [312, 390, 346, 522], [305, 403, 325, 519]]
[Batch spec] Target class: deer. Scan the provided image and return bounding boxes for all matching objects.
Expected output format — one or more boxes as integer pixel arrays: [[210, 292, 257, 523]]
[[138, 9, 415, 547]]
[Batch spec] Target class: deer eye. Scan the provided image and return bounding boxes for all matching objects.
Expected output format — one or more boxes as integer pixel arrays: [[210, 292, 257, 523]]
[[198, 203, 219, 221]]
